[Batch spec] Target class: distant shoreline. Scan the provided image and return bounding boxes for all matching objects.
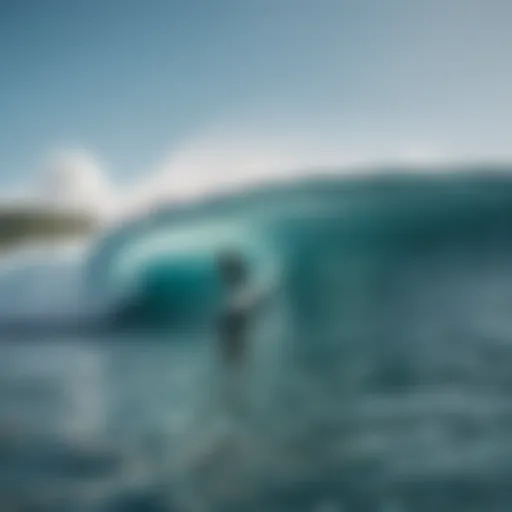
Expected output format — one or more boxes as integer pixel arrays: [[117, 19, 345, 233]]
[[0, 205, 98, 253]]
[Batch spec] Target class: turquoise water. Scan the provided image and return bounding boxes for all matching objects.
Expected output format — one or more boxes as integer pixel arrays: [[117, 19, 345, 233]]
[[3, 169, 512, 510]]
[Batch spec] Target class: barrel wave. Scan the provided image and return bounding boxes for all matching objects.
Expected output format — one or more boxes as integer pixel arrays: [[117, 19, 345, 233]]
[[5, 168, 512, 510], [88, 169, 512, 339]]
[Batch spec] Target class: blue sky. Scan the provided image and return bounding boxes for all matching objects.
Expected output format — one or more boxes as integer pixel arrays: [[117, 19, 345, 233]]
[[2, 0, 512, 194]]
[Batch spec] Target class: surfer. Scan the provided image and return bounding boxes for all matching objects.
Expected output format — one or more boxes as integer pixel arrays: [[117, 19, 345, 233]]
[[171, 251, 274, 480], [216, 249, 270, 411]]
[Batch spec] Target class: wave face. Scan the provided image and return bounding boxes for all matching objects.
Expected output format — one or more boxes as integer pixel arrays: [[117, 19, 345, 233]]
[[89, 169, 512, 335], [4, 168, 512, 510]]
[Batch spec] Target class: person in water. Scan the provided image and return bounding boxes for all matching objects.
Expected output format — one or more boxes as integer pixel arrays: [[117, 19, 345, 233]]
[[216, 249, 270, 410]]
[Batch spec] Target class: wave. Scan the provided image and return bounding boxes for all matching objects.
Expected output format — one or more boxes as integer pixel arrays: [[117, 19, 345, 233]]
[[85, 167, 512, 332], [3, 165, 512, 338], [3, 166, 512, 510]]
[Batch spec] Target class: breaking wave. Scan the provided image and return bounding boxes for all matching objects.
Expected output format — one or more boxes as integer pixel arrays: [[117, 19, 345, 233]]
[[3, 167, 512, 510]]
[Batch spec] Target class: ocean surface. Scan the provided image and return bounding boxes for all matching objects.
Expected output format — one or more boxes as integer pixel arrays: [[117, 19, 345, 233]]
[[2, 169, 512, 511]]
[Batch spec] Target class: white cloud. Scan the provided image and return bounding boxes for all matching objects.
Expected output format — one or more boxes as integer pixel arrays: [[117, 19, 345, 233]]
[[38, 149, 118, 220]]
